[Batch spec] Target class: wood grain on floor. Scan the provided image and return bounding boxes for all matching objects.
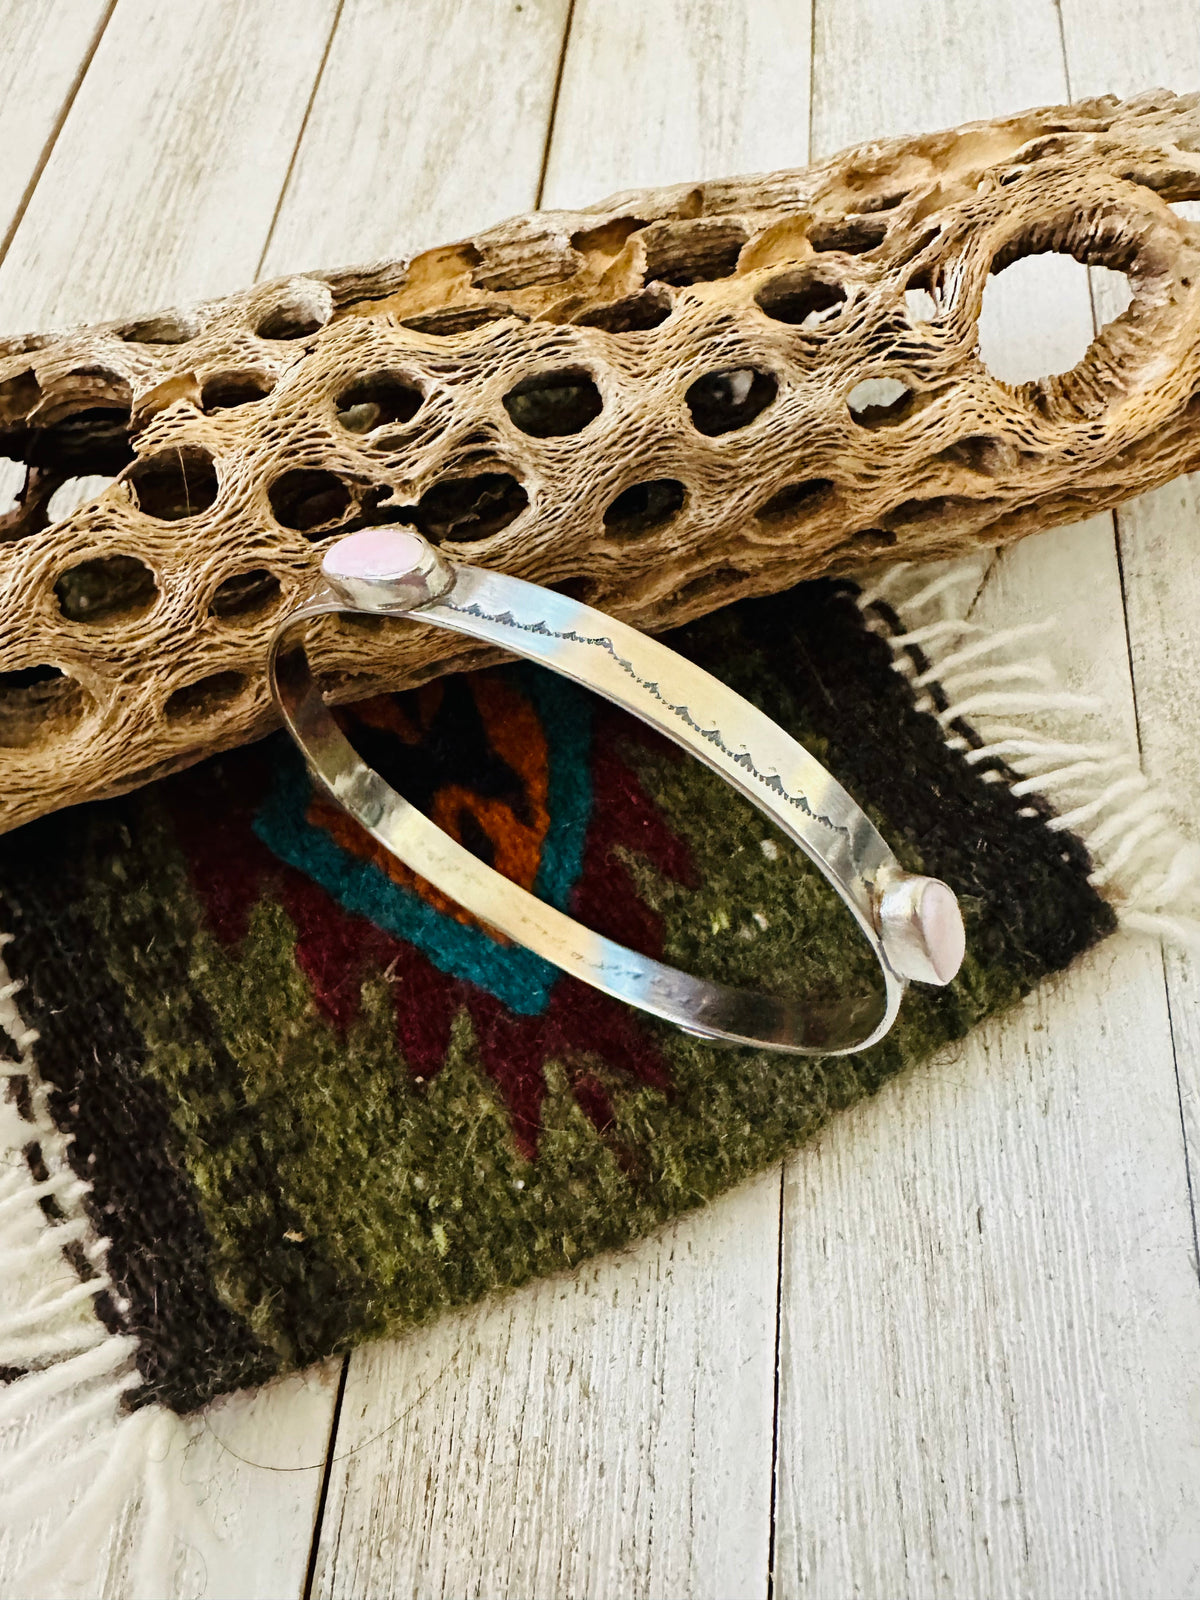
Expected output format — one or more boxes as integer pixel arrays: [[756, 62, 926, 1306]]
[[0, 2, 1197, 1595]]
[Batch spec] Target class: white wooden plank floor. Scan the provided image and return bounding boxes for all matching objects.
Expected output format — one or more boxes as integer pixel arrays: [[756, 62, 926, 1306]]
[[1, 3, 1198, 1596]]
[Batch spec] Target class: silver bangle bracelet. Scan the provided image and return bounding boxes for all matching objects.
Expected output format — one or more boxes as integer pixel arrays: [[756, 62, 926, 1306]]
[[267, 527, 965, 1055]]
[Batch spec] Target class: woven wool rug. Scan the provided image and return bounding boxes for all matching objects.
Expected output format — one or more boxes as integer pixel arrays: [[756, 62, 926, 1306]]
[[1, 560, 1195, 1583]]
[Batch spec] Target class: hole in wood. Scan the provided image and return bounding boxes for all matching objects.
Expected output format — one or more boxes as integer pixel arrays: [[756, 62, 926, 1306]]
[[333, 487, 429, 538], [2, 392, 133, 542], [471, 240, 579, 294], [0, 663, 62, 688], [165, 670, 247, 721], [210, 568, 282, 620], [676, 565, 747, 604], [0, 662, 60, 688], [126, 445, 218, 520], [201, 371, 274, 411], [55, 554, 157, 623], [0, 368, 41, 425], [46, 474, 116, 523], [896, 223, 944, 267], [256, 282, 331, 340], [809, 216, 888, 253], [847, 190, 905, 215], [755, 478, 836, 522], [978, 253, 1131, 384], [414, 472, 528, 542], [904, 286, 938, 322], [936, 435, 1013, 475], [503, 370, 603, 437], [269, 468, 352, 535], [119, 310, 198, 345], [570, 216, 649, 257], [848, 527, 899, 551], [574, 286, 673, 333], [0, 456, 25, 516], [335, 372, 423, 433], [0, 664, 88, 747], [552, 576, 598, 604], [28, 405, 134, 476], [401, 305, 521, 337], [686, 368, 778, 435], [0, 459, 33, 544], [756, 272, 847, 326], [886, 494, 1000, 530], [643, 219, 749, 286], [603, 478, 686, 539], [847, 377, 915, 428]]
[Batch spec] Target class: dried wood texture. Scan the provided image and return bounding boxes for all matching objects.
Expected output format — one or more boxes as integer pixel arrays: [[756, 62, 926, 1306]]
[[2, 90, 1200, 833]]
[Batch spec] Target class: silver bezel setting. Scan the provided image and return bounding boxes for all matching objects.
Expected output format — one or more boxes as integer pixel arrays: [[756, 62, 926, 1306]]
[[320, 526, 456, 612], [268, 529, 968, 1055]]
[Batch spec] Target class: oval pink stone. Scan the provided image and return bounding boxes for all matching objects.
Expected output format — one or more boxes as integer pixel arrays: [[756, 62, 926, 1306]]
[[917, 878, 966, 984], [322, 526, 427, 583]]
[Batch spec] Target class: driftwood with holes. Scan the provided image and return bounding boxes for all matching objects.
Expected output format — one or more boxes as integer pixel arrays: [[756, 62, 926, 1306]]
[[0, 88, 1198, 833]]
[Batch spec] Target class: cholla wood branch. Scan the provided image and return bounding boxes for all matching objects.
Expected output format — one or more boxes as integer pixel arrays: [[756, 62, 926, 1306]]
[[2, 89, 1200, 834]]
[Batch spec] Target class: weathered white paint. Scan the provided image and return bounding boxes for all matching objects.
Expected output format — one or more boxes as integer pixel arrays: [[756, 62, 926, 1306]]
[[540, 0, 813, 207], [260, 0, 573, 277], [776, 939, 1200, 1598], [1112, 473, 1200, 1262], [1061, 0, 1200, 1265], [313, 1175, 781, 1600], [0, 0, 342, 331], [0, 0, 111, 256], [2, 0, 1199, 1594], [773, 5, 1200, 1596]]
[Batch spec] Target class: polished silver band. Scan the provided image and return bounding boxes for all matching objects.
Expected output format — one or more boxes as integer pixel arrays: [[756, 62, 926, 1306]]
[[267, 527, 965, 1056]]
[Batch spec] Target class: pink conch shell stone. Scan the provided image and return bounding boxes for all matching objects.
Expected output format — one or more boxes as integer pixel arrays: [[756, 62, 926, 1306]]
[[322, 526, 428, 583], [916, 878, 966, 984], [877, 872, 967, 986]]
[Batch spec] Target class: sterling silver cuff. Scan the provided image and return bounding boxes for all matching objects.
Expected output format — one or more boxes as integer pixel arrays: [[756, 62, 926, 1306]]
[[267, 527, 966, 1056]]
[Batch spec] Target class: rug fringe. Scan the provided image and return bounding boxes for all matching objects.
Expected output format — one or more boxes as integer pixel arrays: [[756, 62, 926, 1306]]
[[2, 558, 1195, 1592], [0, 936, 195, 1598], [858, 558, 1200, 951]]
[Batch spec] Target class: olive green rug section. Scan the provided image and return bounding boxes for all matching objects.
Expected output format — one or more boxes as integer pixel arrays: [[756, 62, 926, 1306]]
[[0, 578, 1115, 1414]]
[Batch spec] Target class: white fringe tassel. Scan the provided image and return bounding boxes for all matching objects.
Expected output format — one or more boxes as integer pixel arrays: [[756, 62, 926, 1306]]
[[858, 557, 1200, 951], [0, 938, 193, 1598]]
